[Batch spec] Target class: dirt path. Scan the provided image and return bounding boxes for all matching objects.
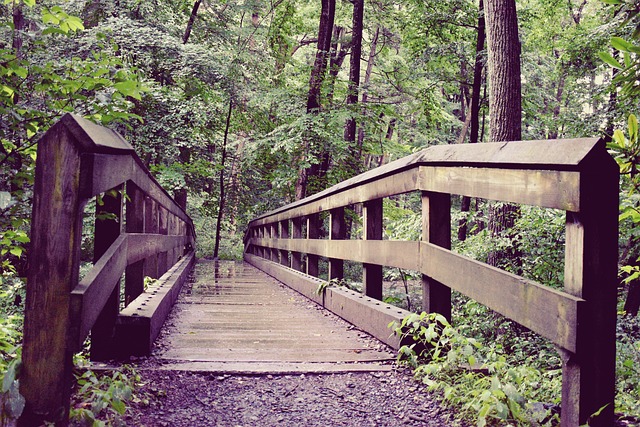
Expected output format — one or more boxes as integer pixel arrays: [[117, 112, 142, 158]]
[[124, 368, 461, 427]]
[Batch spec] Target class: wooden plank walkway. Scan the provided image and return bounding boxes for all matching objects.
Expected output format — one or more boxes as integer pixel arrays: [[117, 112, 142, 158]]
[[152, 260, 396, 374]]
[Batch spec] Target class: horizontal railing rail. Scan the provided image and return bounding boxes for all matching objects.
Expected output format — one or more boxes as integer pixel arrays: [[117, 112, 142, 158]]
[[21, 114, 196, 426], [244, 137, 618, 427]]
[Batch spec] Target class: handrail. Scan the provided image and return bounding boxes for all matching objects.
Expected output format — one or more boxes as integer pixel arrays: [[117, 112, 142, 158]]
[[20, 114, 196, 426], [244, 137, 618, 427]]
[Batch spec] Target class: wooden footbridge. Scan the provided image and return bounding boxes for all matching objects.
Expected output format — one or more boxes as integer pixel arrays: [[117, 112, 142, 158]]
[[19, 114, 619, 427]]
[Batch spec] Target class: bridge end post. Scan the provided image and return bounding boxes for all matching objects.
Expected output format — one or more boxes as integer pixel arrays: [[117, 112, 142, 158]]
[[561, 144, 618, 427], [20, 122, 86, 426]]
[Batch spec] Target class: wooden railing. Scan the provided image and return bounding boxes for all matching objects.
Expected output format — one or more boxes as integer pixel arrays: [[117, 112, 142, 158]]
[[20, 114, 196, 425], [244, 138, 618, 427]]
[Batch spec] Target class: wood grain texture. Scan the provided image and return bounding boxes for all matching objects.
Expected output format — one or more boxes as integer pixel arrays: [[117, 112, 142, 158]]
[[248, 138, 601, 228]]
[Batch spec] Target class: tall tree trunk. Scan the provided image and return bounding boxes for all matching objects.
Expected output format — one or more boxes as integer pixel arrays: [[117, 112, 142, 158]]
[[295, 0, 336, 200], [357, 26, 381, 160], [458, 0, 485, 242], [183, 0, 202, 44], [484, 0, 522, 268], [325, 26, 349, 106], [344, 0, 364, 175], [213, 97, 234, 259]]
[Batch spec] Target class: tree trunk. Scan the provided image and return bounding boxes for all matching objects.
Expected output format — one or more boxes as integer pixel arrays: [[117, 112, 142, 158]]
[[344, 0, 364, 175], [484, 0, 522, 268], [485, 0, 521, 142], [325, 26, 349, 106], [213, 97, 234, 259], [295, 0, 336, 200], [183, 0, 202, 44], [458, 0, 485, 242], [357, 26, 380, 159]]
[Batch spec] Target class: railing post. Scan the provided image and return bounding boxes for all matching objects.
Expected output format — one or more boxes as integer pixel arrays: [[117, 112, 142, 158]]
[[21, 124, 84, 426], [291, 217, 304, 271], [307, 214, 320, 277], [280, 219, 290, 267], [270, 222, 279, 263], [329, 207, 345, 281], [421, 191, 451, 321], [158, 206, 169, 275], [256, 225, 264, 258], [90, 186, 124, 361], [125, 181, 144, 306], [144, 196, 159, 278], [363, 199, 383, 299], [561, 149, 618, 427]]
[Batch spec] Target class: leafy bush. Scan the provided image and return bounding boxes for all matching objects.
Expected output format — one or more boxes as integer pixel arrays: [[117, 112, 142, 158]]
[[0, 315, 24, 425], [394, 312, 562, 426], [70, 356, 146, 427]]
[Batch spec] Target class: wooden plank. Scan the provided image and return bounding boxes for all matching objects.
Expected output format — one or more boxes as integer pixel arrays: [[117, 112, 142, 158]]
[[116, 252, 195, 357], [363, 199, 383, 300], [419, 166, 580, 211], [248, 138, 600, 227], [420, 242, 582, 352], [70, 233, 188, 349], [80, 152, 192, 225], [411, 137, 600, 169], [421, 191, 451, 321], [245, 255, 410, 349], [250, 169, 419, 226], [250, 238, 419, 271], [127, 234, 187, 263]]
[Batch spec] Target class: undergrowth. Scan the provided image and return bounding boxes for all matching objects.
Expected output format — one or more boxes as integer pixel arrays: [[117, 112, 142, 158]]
[[393, 312, 564, 427], [70, 354, 146, 427]]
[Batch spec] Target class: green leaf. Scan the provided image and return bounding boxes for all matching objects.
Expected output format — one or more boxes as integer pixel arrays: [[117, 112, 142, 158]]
[[9, 247, 23, 257], [611, 37, 636, 52], [601, 0, 622, 4], [2, 359, 20, 393], [598, 51, 623, 69], [629, 114, 638, 140], [114, 81, 142, 100], [111, 398, 126, 415]]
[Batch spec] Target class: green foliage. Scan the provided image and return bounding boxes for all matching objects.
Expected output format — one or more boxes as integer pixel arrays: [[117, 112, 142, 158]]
[[70, 357, 144, 427], [615, 316, 640, 417], [608, 114, 640, 280], [0, 315, 24, 425], [394, 312, 562, 426]]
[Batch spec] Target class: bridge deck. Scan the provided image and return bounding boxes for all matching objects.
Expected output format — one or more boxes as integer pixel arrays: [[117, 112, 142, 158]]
[[152, 260, 396, 373]]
